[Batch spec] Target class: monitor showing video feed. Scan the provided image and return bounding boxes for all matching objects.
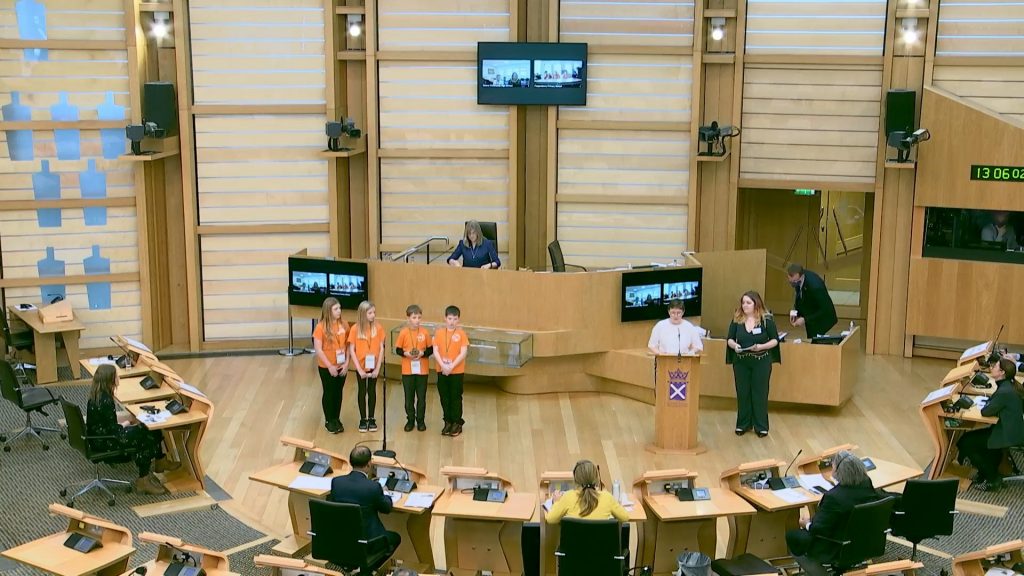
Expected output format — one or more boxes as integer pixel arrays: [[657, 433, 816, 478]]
[[478, 42, 587, 105], [621, 267, 703, 322], [288, 257, 369, 308], [533, 60, 583, 89], [481, 59, 531, 88]]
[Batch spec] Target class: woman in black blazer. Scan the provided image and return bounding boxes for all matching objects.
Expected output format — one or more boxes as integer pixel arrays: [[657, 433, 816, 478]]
[[726, 291, 781, 437], [957, 357, 1024, 492]]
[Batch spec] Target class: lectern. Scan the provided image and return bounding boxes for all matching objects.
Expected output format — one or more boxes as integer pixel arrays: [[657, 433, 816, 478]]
[[648, 354, 704, 454]]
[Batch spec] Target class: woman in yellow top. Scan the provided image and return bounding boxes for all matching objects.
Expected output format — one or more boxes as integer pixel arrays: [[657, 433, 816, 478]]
[[545, 459, 629, 523]]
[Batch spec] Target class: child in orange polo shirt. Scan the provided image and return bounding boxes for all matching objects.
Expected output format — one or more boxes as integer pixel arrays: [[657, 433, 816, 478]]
[[348, 300, 385, 433], [312, 297, 349, 434], [433, 305, 469, 437], [395, 304, 433, 432]]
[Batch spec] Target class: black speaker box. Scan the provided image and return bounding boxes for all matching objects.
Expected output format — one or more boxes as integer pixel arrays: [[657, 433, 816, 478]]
[[143, 81, 178, 137], [885, 89, 916, 136]]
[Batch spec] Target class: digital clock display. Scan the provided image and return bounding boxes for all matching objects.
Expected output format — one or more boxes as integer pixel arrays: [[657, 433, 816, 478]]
[[971, 165, 1024, 182]]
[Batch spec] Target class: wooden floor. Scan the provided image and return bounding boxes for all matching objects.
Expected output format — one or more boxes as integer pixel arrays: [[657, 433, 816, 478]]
[[166, 350, 951, 561]]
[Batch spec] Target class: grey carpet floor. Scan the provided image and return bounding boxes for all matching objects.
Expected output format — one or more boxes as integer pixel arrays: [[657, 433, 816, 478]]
[[0, 383, 275, 575]]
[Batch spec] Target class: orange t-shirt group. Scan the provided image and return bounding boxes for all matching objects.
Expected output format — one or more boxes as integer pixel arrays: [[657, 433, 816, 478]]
[[434, 326, 469, 375], [395, 325, 432, 376], [348, 321, 386, 372], [313, 320, 349, 369]]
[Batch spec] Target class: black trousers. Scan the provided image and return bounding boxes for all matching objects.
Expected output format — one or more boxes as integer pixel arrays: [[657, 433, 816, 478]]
[[786, 528, 814, 557], [437, 373, 465, 425], [122, 424, 164, 477], [806, 318, 836, 339], [317, 367, 346, 423], [733, 356, 772, 433], [402, 374, 427, 424], [356, 375, 377, 419], [958, 428, 1001, 482], [369, 531, 402, 571]]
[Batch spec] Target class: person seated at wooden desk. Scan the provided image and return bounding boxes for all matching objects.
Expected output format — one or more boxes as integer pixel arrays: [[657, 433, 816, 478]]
[[328, 445, 401, 568], [957, 357, 1024, 492], [87, 364, 179, 495], [785, 450, 891, 562], [545, 459, 628, 523]]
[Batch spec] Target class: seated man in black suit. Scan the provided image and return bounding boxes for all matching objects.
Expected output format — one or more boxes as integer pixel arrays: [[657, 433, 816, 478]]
[[329, 445, 401, 568], [785, 451, 887, 564]]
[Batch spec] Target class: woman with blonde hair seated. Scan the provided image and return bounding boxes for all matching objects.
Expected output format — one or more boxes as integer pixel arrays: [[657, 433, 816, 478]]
[[545, 459, 629, 523]]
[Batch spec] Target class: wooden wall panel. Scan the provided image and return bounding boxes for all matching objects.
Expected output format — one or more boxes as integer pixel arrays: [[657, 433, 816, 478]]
[[558, 129, 688, 200], [194, 114, 329, 225], [0, 0, 125, 41], [559, 0, 695, 47], [0, 48, 131, 120], [558, 54, 693, 123], [189, 0, 325, 105], [745, 0, 886, 55], [379, 157, 509, 254], [377, 62, 509, 149], [740, 64, 882, 184], [377, 0, 511, 50], [936, 0, 1024, 56], [556, 203, 688, 268], [5, 283, 142, 350], [932, 66, 1024, 123], [201, 232, 329, 340]]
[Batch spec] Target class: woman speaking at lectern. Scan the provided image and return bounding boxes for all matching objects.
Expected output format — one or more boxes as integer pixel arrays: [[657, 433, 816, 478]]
[[726, 291, 780, 438]]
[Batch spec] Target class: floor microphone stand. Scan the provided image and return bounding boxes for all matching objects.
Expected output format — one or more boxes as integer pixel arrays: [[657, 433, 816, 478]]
[[373, 361, 396, 458]]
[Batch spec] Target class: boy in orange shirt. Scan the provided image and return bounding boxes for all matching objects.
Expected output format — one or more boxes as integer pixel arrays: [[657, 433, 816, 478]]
[[395, 304, 433, 432], [348, 300, 385, 433], [433, 305, 469, 437]]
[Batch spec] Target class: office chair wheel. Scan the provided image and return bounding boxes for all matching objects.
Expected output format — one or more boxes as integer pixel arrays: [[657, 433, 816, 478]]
[[59, 488, 67, 497], [2, 445, 10, 453], [0, 434, 6, 442], [60, 432, 67, 440], [107, 499, 115, 507], [42, 444, 49, 451], [66, 501, 74, 508]]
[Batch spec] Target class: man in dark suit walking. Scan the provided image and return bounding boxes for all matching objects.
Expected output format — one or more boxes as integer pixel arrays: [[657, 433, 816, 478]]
[[787, 263, 838, 338], [329, 445, 401, 567]]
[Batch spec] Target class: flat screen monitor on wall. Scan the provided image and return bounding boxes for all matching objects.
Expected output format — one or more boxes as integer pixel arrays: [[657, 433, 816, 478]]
[[621, 267, 703, 322], [288, 257, 368, 309], [477, 42, 587, 106]]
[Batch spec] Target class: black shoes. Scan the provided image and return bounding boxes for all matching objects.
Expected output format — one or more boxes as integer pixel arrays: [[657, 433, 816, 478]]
[[973, 478, 1004, 492], [756, 430, 769, 438], [326, 420, 343, 434], [358, 419, 368, 433], [404, 421, 415, 432], [417, 421, 426, 432], [735, 428, 749, 436], [450, 423, 463, 437], [368, 418, 378, 432], [442, 422, 453, 436]]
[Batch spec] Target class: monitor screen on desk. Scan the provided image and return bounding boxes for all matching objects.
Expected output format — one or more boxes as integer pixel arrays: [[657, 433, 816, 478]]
[[288, 258, 368, 308], [621, 267, 703, 322]]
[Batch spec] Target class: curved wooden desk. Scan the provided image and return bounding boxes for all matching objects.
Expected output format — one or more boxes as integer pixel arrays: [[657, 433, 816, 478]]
[[1, 504, 135, 576]]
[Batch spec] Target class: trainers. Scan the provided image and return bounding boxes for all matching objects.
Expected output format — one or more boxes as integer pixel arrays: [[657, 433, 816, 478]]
[[417, 421, 426, 432], [450, 423, 463, 437], [404, 421, 415, 432], [359, 419, 368, 433], [327, 420, 343, 434], [756, 430, 769, 438], [441, 422, 453, 436], [973, 479, 1004, 492], [368, 418, 378, 432]]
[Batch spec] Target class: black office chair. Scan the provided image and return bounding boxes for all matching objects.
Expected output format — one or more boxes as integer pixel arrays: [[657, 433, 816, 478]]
[[890, 479, 958, 560], [1003, 446, 1024, 484], [467, 220, 499, 253], [59, 399, 134, 507], [548, 240, 587, 273], [0, 359, 63, 451], [796, 496, 896, 576], [1, 310, 34, 382], [555, 518, 629, 575], [308, 500, 395, 575]]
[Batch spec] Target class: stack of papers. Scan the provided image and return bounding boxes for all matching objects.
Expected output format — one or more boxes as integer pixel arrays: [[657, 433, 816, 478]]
[[773, 488, 811, 504], [136, 410, 172, 425], [383, 490, 402, 504], [88, 357, 116, 366], [177, 381, 206, 398], [288, 476, 333, 491], [404, 492, 437, 508], [797, 474, 834, 493], [542, 497, 554, 512]]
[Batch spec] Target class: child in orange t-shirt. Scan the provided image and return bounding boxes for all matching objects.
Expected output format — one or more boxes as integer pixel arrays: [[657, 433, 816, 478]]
[[348, 300, 385, 433], [395, 304, 433, 432], [312, 297, 349, 434], [433, 305, 469, 437]]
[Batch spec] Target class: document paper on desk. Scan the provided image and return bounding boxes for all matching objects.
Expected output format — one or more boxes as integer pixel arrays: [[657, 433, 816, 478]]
[[960, 341, 991, 363], [289, 475, 333, 492], [404, 492, 437, 508], [123, 336, 152, 353], [773, 488, 811, 504], [797, 474, 834, 493], [923, 384, 958, 405], [88, 357, 116, 366], [136, 410, 172, 425], [176, 381, 206, 398]]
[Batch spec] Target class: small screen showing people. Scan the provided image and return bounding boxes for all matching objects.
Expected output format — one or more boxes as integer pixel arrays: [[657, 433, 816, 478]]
[[662, 281, 699, 304], [329, 273, 366, 296], [482, 59, 530, 88], [533, 60, 583, 88], [291, 271, 327, 294], [625, 284, 661, 309]]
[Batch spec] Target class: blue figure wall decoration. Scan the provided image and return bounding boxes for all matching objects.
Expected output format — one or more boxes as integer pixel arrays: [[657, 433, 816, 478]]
[[33, 159, 61, 228], [15, 0, 48, 61], [84, 245, 112, 310], [80, 159, 107, 226], [97, 92, 126, 159], [37, 246, 67, 304], [51, 92, 81, 160], [2, 92, 34, 161]]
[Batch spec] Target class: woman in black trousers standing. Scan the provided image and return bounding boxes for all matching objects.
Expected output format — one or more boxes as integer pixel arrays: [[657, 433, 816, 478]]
[[726, 290, 780, 438]]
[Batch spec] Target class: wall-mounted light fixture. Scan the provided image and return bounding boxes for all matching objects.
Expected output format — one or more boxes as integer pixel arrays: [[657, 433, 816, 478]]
[[151, 11, 170, 39], [901, 17, 919, 44], [710, 17, 726, 42], [347, 14, 363, 38]]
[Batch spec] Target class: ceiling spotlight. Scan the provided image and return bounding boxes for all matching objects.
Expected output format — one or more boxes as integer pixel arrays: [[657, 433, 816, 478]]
[[152, 11, 170, 39], [347, 14, 363, 38], [710, 17, 726, 42], [902, 18, 919, 44]]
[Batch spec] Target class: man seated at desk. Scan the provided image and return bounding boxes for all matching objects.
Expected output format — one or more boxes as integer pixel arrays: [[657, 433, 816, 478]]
[[329, 446, 401, 567], [785, 451, 890, 563], [648, 300, 704, 355]]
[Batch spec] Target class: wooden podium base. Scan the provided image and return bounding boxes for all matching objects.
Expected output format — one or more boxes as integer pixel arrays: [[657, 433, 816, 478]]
[[645, 442, 707, 455]]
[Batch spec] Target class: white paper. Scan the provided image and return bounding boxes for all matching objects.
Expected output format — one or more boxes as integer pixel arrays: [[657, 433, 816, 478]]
[[383, 490, 401, 503], [960, 341, 991, 362], [410, 360, 421, 374], [923, 384, 958, 405], [288, 476, 333, 492], [123, 336, 152, 354], [336, 350, 346, 364], [176, 381, 206, 399], [797, 473, 834, 493], [365, 354, 376, 369], [542, 497, 553, 511], [773, 488, 811, 504], [404, 492, 437, 509], [89, 357, 116, 366], [136, 410, 172, 425], [974, 396, 989, 409]]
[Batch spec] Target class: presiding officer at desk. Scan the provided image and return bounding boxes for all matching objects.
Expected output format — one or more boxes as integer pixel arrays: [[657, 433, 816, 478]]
[[957, 357, 1024, 492], [785, 451, 888, 563], [447, 220, 500, 269], [329, 446, 401, 566], [786, 263, 837, 338]]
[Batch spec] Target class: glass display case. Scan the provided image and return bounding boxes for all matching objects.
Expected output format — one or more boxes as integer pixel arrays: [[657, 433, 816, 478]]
[[389, 323, 533, 368]]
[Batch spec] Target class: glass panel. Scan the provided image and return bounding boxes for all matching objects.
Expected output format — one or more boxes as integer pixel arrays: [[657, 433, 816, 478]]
[[924, 207, 1024, 264], [390, 323, 534, 368]]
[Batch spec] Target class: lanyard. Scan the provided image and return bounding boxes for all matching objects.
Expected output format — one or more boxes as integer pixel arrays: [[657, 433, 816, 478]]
[[443, 328, 457, 358], [408, 326, 421, 350]]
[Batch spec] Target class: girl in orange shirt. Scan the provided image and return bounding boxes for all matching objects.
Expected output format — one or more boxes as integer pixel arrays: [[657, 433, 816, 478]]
[[348, 300, 385, 433], [313, 297, 349, 433]]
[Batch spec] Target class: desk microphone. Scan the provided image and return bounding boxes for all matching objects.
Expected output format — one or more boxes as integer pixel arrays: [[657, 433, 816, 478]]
[[769, 449, 803, 490], [677, 330, 682, 358], [783, 449, 803, 477]]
